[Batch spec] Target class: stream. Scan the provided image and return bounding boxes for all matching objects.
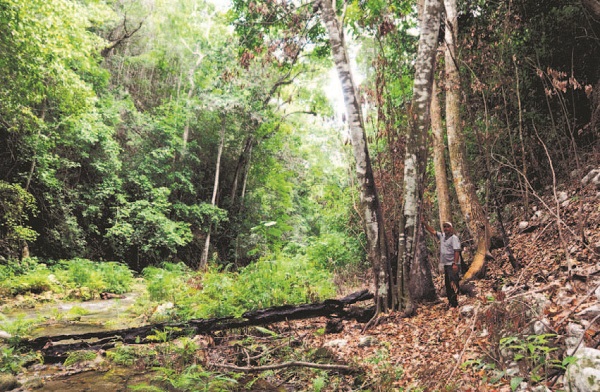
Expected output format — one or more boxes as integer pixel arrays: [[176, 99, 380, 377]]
[[0, 291, 156, 391], [2, 292, 141, 338]]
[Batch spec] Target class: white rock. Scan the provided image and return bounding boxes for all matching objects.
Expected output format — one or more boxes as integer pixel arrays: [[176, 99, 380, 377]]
[[565, 347, 600, 392], [577, 305, 600, 319], [324, 339, 348, 348], [518, 221, 529, 230], [533, 319, 551, 335], [0, 330, 12, 340], [460, 305, 475, 317], [581, 169, 600, 189], [558, 191, 569, 202], [358, 336, 378, 347], [566, 323, 586, 355]]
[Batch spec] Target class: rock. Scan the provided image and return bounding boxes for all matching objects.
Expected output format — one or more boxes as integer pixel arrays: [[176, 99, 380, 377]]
[[558, 191, 569, 202], [565, 347, 600, 392], [358, 336, 378, 347], [0, 331, 11, 341], [581, 169, 600, 189], [460, 305, 475, 317], [566, 323, 586, 355], [529, 293, 551, 315], [531, 386, 551, 392], [577, 305, 600, 319], [533, 318, 551, 335], [518, 221, 529, 231], [562, 199, 571, 208], [324, 339, 348, 348], [0, 373, 19, 392], [505, 361, 520, 377], [151, 302, 175, 321]]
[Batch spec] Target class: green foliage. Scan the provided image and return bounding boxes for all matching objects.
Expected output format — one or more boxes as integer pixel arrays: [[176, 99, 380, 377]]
[[0, 262, 56, 296], [191, 255, 335, 318], [499, 333, 562, 384], [0, 258, 133, 298], [0, 346, 41, 374], [63, 350, 97, 367], [0, 315, 39, 341], [151, 364, 239, 392], [305, 232, 364, 270], [142, 262, 190, 303], [106, 188, 193, 265], [139, 255, 334, 321], [0, 182, 38, 258]]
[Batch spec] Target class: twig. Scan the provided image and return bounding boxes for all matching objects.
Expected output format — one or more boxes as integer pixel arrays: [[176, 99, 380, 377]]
[[210, 360, 355, 373], [506, 281, 560, 300], [533, 220, 554, 242]]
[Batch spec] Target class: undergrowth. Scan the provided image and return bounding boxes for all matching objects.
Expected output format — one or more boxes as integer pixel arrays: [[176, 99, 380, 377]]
[[140, 254, 335, 320], [0, 257, 133, 299]]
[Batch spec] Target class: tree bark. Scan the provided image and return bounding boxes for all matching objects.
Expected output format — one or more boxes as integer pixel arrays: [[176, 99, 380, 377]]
[[431, 80, 452, 224], [319, 0, 392, 314], [199, 115, 226, 269], [400, 0, 442, 310], [443, 0, 491, 280]]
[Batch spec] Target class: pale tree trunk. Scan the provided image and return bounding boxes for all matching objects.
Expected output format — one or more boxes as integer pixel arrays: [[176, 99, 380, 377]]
[[182, 49, 204, 153], [230, 135, 254, 206], [199, 116, 226, 270], [320, 0, 392, 314], [431, 80, 452, 224], [444, 0, 491, 280], [400, 0, 442, 310]]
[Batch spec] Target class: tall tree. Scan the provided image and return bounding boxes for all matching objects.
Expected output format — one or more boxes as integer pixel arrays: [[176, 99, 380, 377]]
[[431, 80, 452, 225], [399, 0, 442, 312], [318, 0, 392, 314], [443, 0, 492, 279]]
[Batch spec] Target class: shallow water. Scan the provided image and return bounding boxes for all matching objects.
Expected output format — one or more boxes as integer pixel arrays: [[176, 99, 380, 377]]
[[1, 291, 142, 338]]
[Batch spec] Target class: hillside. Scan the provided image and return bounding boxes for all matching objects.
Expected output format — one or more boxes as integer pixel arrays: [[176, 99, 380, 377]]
[[277, 165, 600, 391]]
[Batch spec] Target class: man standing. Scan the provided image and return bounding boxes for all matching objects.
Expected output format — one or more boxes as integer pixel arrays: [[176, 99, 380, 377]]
[[423, 220, 461, 308]]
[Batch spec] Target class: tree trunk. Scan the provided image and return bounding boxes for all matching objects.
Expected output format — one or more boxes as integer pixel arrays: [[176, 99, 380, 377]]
[[199, 116, 226, 269], [230, 134, 255, 206], [24, 290, 374, 361], [404, 0, 443, 305], [319, 0, 392, 314], [443, 0, 491, 280], [400, 0, 442, 310], [431, 80, 452, 224], [182, 50, 204, 153]]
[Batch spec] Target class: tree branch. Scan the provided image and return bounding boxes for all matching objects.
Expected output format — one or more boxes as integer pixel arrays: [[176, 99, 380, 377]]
[[211, 360, 355, 373]]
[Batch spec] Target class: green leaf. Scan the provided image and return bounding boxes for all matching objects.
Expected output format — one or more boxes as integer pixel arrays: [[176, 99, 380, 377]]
[[510, 377, 524, 391]]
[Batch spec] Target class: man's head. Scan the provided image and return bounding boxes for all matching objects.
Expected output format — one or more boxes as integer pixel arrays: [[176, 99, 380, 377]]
[[442, 222, 454, 235]]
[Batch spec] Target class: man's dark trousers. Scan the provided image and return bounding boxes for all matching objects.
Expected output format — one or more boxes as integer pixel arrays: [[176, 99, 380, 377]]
[[444, 265, 460, 307]]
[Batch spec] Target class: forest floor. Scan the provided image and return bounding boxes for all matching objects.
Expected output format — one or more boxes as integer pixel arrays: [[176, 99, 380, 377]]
[[4, 168, 600, 391], [251, 170, 600, 391]]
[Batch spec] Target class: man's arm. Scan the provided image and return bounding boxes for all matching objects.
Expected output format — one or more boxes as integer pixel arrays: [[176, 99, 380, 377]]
[[453, 250, 460, 265], [421, 218, 436, 235]]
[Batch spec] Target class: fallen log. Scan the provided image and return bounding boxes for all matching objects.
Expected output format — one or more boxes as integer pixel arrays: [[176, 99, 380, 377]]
[[21, 289, 374, 361]]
